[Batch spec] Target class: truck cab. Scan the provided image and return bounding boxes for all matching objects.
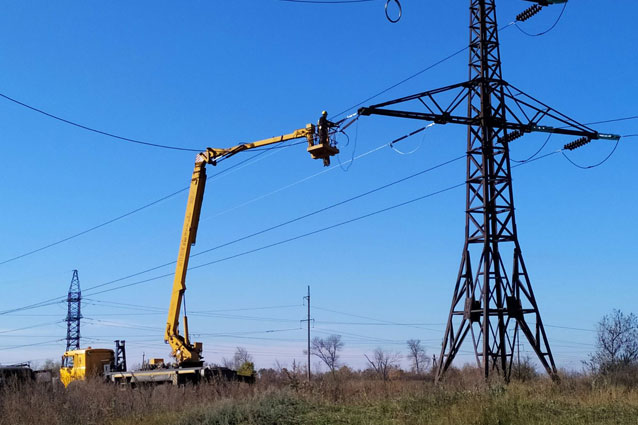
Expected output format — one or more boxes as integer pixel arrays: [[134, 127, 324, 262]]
[[60, 348, 114, 387]]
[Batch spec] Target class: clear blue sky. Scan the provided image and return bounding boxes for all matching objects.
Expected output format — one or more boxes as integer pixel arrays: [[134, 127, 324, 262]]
[[0, 0, 636, 372]]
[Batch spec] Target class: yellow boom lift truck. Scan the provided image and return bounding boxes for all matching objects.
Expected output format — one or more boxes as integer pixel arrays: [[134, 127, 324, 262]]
[[60, 114, 339, 387]]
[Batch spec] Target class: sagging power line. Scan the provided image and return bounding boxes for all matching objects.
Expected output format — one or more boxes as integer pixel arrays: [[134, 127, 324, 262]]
[[0, 92, 202, 152], [0, 146, 580, 318]]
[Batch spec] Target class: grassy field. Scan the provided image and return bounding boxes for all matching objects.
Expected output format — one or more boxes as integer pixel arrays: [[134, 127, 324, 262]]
[[1, 371, 637, 425]]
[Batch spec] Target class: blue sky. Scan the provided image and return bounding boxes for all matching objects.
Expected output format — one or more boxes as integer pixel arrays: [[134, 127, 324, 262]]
[[0, 0, 636, 372]]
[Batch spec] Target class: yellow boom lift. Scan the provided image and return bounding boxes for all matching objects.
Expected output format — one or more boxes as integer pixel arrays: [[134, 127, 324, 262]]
[[60, 114, 339, 386], [166, 117, 338, 367]]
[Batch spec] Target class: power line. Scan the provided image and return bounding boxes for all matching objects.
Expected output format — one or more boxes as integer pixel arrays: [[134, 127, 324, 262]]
[[88, 300, 302, 324], [313, 327, 408, 345], [514, 1, 568, 37], [562, 139, 620, 170], [511, 133, 552, 163], [1, 148, 562, 315], [24, 128, 453, 299], [192, 327, 302, 337], [4, 11, 625, 268], [200, 135, 390, 221], [2, 118, 419, 269], [0, 16, 489, 161], [314, 306, 443, 333], [332, 22, 516, 119], [192, 304, 302, 314], [0, 149, 272, 266], [317, 321, 445, 326], [86, 298, 305, 322], [0, 92, 202, 152], [332, 45, 470, 119], [6, 30, 627, 270], [52, 177, 468, 301], [545, 324, 595, 333], [189, 152, 464, 260], [84, 318, 164, 332], [0, 299, 66, 316], [0, 320, 62, 334], [0, 339, 65, 351], [5, 114, 631, 270], [80, 182, 470, 298], [584, 115, 638, 126]]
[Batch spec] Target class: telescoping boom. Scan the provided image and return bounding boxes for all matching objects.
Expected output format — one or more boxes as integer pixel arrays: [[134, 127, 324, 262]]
[[166, 115, 339, 367]]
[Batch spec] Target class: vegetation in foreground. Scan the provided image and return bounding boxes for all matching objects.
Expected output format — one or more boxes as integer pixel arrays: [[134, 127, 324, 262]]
[[1, 368, 638, 425], [1, 309, 636, 424]]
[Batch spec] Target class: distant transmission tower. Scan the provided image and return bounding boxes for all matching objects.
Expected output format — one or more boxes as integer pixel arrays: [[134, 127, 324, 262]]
[[359, 0, 620, 381], [65, 270, 82, 351]]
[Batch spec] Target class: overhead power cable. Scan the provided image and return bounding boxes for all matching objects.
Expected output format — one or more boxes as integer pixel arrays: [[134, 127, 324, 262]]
[[511, 133, 552, 163], [82, 150, 462, 295], [545, 324, 595, 333], [0, 187, 188, 266], [562, 139, 620, 170], [332, 22, 516, 119], [0, 148, 564, 314], [80, 182, 468, 298], [202, 133, 389, 220], [515, 1, 568, 37], [314, 306, 443, 333], [2, 125, 444, 302], [84, 297, 303, 316], [1, 146, 622, 314], [332, 45, 470, 119], [86, 151, 565, 299], [0, 320, 62, 334], [191, 153, 464, 260], [0, 92, 202, 152], [6, 21, 619, 268], [0, 299, 66, 316], [0, 339, 65, 351], [192, 327, 302, 337], [191, 304, 302, 314], [0, 149, 272, 266], [583, 115, 638, 126], [314, 328, 400, 344], [317, 321, 444, 326]]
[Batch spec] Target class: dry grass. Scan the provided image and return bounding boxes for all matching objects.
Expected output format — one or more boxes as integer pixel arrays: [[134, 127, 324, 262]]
[[1, 370, 637, 425]]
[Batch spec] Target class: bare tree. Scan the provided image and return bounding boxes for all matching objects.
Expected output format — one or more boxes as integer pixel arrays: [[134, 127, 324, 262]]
[[406, 339, 429, 374], [365, 347, 401, 381], [223, 347, 253, 370], [587, 309, 638, 375], [234, 347, 253, 367], [310, 335, 343, 375]]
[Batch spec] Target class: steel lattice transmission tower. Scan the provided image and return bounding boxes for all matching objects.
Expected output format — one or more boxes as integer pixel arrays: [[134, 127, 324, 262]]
[[65, 269, 82, 351], [359, 0, 619, 381], [438, 0, 554, 381]]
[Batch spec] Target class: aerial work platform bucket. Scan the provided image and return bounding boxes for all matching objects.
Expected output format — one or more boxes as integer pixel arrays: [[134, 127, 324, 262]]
[[307, 142, 339, 166]]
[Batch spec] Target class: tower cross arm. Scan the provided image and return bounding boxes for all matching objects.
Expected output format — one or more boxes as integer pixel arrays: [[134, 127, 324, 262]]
[[357, 79, 622, 143], [529, 125, 620, 141]]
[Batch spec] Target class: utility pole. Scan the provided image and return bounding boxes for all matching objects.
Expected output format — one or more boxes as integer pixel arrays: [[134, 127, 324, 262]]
[[358, 0, 620, 382], [65, 270, 82, 352], [302, 285, 312, 381]]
